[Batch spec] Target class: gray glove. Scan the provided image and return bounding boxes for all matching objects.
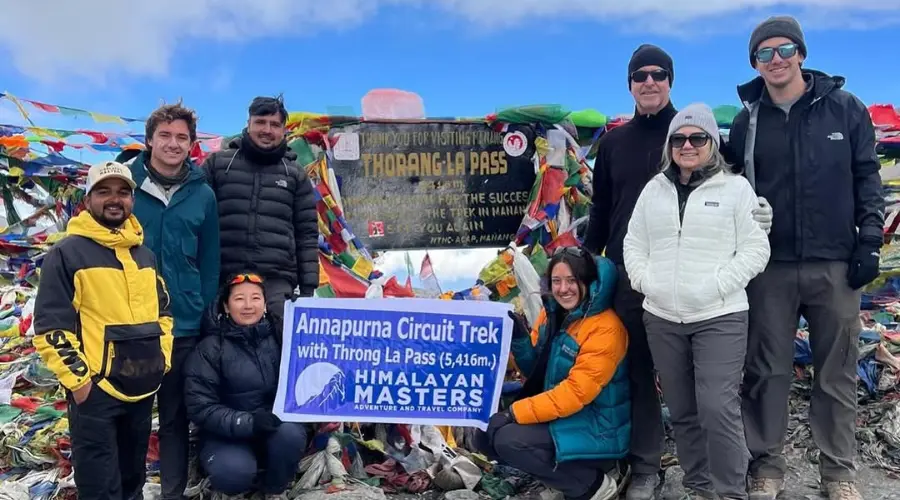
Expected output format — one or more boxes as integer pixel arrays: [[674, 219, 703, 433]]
[[752, 196, 772, 234]]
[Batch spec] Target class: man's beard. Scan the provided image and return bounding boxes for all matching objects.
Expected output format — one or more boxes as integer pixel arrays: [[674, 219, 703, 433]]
[[91, 205, 128, 229]]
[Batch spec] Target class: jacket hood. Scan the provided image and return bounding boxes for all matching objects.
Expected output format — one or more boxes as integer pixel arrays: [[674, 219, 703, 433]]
[[66, 211, 144, 249], [114, 149, 142, 164], [224, 131, 298, 162], [544, 255, 617, 319], [120, 150, 206, 184], [737, 68, 844, 106]]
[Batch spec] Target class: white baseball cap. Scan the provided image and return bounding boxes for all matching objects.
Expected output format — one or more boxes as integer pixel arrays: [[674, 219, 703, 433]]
[[86, 161, 136, 194]]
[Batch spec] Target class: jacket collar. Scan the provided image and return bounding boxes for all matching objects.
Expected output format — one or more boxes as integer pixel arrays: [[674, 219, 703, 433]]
[[66, 211, 144, 249], [662, 163, 724, 188], [737, 68, 844, 107], [125, 151, 205, 186], [631, 101, 677, 130], [219, 317, 273, 343]]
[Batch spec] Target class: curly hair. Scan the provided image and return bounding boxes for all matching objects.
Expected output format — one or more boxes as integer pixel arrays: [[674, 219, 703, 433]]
[[145, 100, 198, 144]]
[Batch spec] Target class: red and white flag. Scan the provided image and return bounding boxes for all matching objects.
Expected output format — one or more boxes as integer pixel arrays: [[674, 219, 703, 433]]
[[419, 253, 442, 295]]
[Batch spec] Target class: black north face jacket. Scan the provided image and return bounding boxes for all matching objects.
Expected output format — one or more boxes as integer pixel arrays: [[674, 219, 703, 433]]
[[729, 69, 884, 262], [202, 133, 319, 295]]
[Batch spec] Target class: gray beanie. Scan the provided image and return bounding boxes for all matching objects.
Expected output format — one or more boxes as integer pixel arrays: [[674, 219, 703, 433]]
[[667, 103, 720, 149], [749, 15, 807, 67]]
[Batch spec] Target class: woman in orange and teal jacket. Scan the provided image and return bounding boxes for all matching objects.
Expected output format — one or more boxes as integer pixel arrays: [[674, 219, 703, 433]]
[[478, 246, 631, 500]]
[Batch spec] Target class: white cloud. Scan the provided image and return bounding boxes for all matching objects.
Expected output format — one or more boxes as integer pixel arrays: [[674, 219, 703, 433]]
[[376, 248, 503, 284], [2, 1, 899, 84]]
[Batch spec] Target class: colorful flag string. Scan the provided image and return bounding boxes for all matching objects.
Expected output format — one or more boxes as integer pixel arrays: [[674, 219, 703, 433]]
[[1, 91, 144, 124]]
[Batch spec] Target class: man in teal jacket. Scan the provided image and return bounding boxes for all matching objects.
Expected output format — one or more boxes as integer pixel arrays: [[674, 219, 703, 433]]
[[116, 101, 219, 500]]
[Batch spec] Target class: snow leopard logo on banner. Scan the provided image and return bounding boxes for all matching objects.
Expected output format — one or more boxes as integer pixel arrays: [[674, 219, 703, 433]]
[[295, 362, 346, 408]]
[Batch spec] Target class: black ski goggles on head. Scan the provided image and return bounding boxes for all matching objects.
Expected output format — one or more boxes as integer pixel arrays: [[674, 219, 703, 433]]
[[670, 133, 711, 149], [755, 43, 799, 64], [630, 69, 669, 83]]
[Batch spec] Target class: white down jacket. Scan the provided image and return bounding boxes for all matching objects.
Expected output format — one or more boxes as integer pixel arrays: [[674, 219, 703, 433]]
[[623, 169, 771, 324]]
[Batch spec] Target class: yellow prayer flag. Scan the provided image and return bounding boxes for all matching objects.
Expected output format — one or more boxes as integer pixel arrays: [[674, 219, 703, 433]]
[[90, 112, 124, 124], [319, 262, 329, 286], [437, 426, 457, 448], [350, 258, 373, 280]]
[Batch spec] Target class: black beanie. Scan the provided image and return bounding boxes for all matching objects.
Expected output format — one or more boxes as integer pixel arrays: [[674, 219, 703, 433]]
[[749, 15, 807, 67], [628, 44, 674, 88]]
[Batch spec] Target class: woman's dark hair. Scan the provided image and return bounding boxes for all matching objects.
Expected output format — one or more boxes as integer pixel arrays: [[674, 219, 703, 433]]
[[544, 246, 599, 300]]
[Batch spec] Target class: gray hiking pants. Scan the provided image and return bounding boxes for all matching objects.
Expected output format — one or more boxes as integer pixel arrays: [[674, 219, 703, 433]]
[[742, 261, 860, 482], [644, 311, 750, 500]]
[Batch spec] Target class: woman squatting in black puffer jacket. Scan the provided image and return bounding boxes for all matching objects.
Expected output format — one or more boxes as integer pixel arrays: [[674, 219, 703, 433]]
[[184, 273, 308, 498]]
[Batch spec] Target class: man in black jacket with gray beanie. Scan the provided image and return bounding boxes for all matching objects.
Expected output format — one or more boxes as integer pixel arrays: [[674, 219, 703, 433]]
[[729, 15, 882, 500], [202, 96, 319, 342], [584, 44, 677, 500]]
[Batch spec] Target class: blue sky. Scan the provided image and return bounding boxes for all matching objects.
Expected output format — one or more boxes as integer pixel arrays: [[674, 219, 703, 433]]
[[2, 2, 900, 292]]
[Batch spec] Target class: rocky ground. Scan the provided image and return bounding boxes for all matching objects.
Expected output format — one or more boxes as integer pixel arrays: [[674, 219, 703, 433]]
[[303, 451, 900, 500], [661, 460, 899, 500], [292, 456, 900, 500]]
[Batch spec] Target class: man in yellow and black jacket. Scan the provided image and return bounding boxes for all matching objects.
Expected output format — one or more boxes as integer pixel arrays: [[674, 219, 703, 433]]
[[33, 160, 174, 500]]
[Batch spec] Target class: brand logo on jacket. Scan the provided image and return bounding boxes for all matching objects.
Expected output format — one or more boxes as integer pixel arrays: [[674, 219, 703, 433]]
[[827, 132, 844, 141], [276, 179, 288, 188], [704, 201, 720, 207]]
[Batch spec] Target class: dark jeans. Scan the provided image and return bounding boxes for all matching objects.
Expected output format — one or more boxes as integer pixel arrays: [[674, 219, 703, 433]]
[[645, 312, 750, 500], [476, 422, 615, 499], [743, 261, 861, 482], [157, 336, 198, 500], [68, 386, 154, 500], [200, 423, 308, 495], [615, 265, 665, 475], [265, 278, 295, 344]]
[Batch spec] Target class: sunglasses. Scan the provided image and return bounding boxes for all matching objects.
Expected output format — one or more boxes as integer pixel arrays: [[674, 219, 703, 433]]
[[670, 133, 711, 149], [553, 246, 588, 258], [229, 273, 264, 285], [755, 43, 798, 64], [631, 69, 669, 83]]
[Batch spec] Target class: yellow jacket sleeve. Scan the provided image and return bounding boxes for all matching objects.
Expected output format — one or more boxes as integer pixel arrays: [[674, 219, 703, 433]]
[[32, 247, 91, 392], [156, 274, 174, 373], [511, 314, 627, 424]]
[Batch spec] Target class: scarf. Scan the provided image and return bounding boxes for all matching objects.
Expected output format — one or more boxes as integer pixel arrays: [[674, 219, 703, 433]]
[[240, 129, 288, 165], [145, 150, 190, 188]]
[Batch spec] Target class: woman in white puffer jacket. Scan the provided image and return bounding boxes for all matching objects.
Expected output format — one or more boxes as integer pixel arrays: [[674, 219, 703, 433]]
[[623, 102, 770, 500]]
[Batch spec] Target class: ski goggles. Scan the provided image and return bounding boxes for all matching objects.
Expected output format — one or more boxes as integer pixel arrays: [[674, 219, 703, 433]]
[[670, 133, 711, 149], [755, 43, 799, 64], [630, 69, 669, 83], [229, 273, 264, 285]]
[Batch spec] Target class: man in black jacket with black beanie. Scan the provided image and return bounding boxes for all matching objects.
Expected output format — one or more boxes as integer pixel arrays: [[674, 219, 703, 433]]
[[202, 96, 319, 342], [584, 44, 677, 500], [729, 16, 882, 500]]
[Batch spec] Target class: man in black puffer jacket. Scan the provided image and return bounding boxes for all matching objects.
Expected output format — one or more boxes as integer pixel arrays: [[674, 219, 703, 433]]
[[202, 96, 319, 342]]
